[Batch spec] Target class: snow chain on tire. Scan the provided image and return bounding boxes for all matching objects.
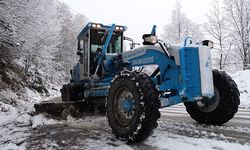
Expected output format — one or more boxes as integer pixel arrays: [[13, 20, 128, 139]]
[[106, 70, 161, 143]]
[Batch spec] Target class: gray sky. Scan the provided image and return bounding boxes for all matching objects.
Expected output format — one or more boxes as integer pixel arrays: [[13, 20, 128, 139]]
[[59, 0, 212, 42]]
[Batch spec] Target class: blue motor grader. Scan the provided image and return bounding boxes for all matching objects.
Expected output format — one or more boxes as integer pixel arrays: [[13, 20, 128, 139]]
[[35, 22, 240, 143]]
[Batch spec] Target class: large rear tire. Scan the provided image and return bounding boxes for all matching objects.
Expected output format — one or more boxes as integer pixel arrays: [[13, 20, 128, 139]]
[[184, 69, 240, 125], [106, 71, 161, 143]]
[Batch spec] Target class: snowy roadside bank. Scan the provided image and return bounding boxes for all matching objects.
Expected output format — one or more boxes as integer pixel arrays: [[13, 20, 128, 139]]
[[231, 70, 250, 109], [0, 70, 249, 149], [0, 85, 61, 149]]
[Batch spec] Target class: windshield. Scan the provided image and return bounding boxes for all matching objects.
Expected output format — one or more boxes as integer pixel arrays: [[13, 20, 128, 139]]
[[90, 29, 123, 54]]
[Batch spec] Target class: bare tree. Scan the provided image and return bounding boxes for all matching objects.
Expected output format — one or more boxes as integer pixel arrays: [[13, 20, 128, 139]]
[[53, 3, 86, 73], [205, 0, 233, 70], [162, 1, 203, 44], [224, 0, 250, 70]]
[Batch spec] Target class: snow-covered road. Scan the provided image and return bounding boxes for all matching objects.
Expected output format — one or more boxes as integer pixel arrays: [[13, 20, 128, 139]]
[[160, 104, 250, 144], [22, 104, 250, 150]]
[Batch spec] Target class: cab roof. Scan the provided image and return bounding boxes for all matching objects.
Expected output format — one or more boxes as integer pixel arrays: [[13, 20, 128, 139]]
[[77, 22, 127, 40]]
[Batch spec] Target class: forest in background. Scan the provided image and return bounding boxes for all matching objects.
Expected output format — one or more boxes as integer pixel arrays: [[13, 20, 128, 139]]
[[0, 0, 87, 96], [1, 0, 250, 99], [162, 0, 250, 72]]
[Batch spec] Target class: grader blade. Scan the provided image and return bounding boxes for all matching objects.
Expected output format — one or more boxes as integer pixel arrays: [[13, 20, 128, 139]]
[[34, 98, 106, 118]]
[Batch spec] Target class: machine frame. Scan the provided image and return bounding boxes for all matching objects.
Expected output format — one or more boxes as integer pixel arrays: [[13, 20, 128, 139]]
[[72, 22, 214, 108]]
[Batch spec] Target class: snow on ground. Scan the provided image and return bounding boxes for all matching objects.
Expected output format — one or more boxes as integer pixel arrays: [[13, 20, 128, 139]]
[[231, 70, 250, 108], [0, 70, 250, 149], [0, 84, 61, 149], [146, 131, 250, 150], [25, 115, 250, 150]]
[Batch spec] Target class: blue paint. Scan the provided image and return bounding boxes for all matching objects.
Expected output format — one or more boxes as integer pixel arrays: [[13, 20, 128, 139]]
[[84, 89, 109, 97], [179, 47, 201, 100], [94, 24, 116, 66], [72, 22, 211, 108], [83, 47, 203, 104], [101, 24, 116, 55], [151, 25, 157, 35], [122, 98, 134, 113]]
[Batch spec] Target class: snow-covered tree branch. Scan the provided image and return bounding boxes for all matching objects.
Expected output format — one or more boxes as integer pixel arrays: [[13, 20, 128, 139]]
[[161, 1, 203, 44]]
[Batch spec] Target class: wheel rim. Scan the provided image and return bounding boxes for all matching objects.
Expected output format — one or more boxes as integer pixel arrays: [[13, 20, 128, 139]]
[[113, 87, 136, 126], [197, 87, 220, 112]]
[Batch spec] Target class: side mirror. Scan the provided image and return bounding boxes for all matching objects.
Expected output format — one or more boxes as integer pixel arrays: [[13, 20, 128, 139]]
[[124, 36, 140, 50], [78, 40, 84, 50]]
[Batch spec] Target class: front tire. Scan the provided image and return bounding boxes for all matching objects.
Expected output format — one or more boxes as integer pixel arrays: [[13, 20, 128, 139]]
[[106, 71, 161, 143], [184, 69, 240, 125]]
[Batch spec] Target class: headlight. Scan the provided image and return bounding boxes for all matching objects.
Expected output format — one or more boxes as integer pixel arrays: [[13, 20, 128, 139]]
[[92, 24, 97, 28], [115, 26, 124, 30], [96, 24, 101, 28]]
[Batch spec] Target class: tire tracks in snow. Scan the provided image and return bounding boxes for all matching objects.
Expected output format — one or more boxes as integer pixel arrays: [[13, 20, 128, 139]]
[[159, 104, 250, 145]]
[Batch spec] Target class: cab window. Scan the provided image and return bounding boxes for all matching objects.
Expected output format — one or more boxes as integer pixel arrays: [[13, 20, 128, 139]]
[[90, 29, 123, 54]]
